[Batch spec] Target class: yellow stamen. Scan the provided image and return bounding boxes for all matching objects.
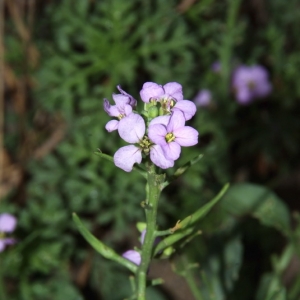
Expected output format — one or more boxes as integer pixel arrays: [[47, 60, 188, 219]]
[[165, 133, 175, 143]]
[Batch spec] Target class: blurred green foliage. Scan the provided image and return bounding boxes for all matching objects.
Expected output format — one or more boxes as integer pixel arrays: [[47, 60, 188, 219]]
[[2, 0, 300, 299]]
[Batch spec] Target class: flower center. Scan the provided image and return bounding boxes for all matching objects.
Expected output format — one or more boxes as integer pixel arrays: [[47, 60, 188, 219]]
[[159, 97, 176, 114], [247, 81, 256, 90], [139, 136, 153, 154], [165, 132, 175, 143], [117, 114, 125, 120]]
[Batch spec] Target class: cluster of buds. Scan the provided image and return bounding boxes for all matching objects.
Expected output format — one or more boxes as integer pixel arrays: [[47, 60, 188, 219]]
[[104, 82, 199, 172]]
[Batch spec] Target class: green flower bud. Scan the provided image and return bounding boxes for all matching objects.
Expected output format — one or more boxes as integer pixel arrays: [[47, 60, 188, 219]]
[[148, 105, 159, 119], [162, 246, 174, 257], [136, 222, 147, 233]]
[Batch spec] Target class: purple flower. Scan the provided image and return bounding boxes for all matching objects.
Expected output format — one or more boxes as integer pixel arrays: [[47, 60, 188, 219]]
[[232, 65, 272, 104], [148, 111, 199, 161], [114, 114, 174, 172], [122, 250, 141, 265], [139, 82, 196, 120], [211, 61, 221, 73], [140, 229, 161, 247], [122, 229, 160, 266], [104, 85, 137, 132], [194, 89, 212, 107], [140, 82, 183, 103], [0, 213, 17, 252]]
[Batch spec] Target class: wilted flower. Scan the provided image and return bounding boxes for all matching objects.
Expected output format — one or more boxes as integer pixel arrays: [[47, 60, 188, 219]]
[[140, 82, 196, 120], [0, 213, 17, 252], [232, 65, 272, 104], [104, 85, 137, 132], [194, 89, 212, 107]]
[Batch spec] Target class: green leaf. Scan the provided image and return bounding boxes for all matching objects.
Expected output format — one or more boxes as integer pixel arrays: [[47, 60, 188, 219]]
[[267, 289, 287, 300], [179, 183, 230, 229], [162, 154, 203, 188], [154, 184, 229, 255], [221, 183, 291, 235], [223, 236, 243, 291], [72, 213, 137, 273]]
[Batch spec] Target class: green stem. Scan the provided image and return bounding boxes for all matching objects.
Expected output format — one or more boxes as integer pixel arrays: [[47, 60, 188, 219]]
[[181, 256, 204, 300], [136, 165, 164, 300]]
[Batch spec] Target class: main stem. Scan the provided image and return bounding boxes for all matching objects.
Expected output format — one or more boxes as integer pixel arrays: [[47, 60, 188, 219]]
[[136, 165, 164, 300]]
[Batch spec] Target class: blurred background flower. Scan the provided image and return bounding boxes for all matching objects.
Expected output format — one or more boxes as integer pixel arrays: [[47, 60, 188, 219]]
[[232, 65, 272, 104], [193, 89, 212, 107], [0, 213, 17, 252]]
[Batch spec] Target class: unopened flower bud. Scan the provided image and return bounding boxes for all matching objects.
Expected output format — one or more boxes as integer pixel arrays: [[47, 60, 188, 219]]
[[148, 105, 159, 119]]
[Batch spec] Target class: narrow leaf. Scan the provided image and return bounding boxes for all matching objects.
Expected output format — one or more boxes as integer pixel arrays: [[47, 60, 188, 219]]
[[162, 154, 203, 188], [154, 183, 229, 255], [179, 183, 230, 229], [73, 213, 137, 273]]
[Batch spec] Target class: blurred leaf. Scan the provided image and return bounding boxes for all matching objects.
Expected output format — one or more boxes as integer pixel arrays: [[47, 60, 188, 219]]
[[223, 236, 243, 291], [154, 183, 229, 255], [221, 183, 291, 235]]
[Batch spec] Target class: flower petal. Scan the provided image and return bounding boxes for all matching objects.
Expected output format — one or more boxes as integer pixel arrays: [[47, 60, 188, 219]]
[[150, 145, 174, 169], [112, 93, 131, 107], [114, 145, 142, 172], [172, 100, 197, 120], [236, 87, 252, 104], [140, 82, 164, 103], [140, 229, 146, 244], [118, 114, 145, 143], [162, 142, 181, 161], [174, 126, 199, 146], [122, 250, 141, 265], [103, 99, 111, 114], [148, 124, 167, 146], [0, 240, 5, 252], [166, 111, 185, 132], [3, 238, 16, 246], [163, 82, 183, 101], [0, 213, 17, 233], [124, 104, 133, 116], [117, 85, 137, 107], [149, 115, 170, 127], [105, 120, 119, 132], [103, 99, 120, 117], [193, 90, 211, 107]]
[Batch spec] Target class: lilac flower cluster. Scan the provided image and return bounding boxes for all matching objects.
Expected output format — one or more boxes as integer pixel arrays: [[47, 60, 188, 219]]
[[104, 82, 199, 172], [0, 213, 17, 252], [232, 65, 272, 104]]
